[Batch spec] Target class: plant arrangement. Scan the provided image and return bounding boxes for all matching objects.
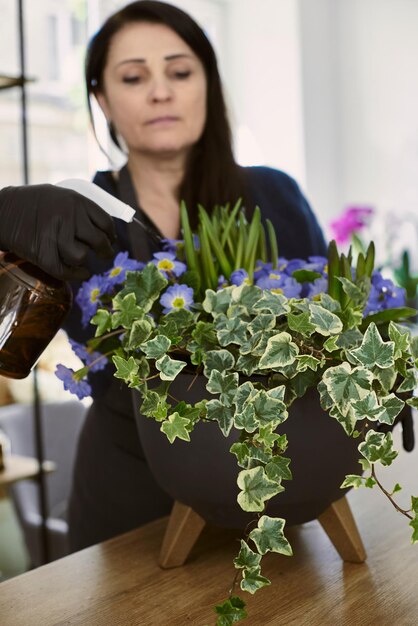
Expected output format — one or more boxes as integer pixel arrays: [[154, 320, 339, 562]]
[[57, 202, 418, 625]]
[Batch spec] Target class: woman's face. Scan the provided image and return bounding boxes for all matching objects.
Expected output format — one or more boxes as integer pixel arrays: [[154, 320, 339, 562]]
[[97, 22, 207, 160]]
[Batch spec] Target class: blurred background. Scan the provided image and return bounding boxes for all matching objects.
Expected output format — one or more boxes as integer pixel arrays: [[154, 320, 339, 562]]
[[0, 0, 417, 579]]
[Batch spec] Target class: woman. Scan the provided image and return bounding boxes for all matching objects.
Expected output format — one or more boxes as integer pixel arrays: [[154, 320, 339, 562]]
[[0, 1, 327, 551]]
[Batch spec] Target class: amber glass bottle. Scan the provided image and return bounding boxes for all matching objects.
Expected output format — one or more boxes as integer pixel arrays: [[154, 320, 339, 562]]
[[0, 252, 72, 379]]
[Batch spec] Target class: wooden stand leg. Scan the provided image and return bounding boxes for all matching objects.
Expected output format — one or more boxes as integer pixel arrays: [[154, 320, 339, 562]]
[[159, 501, 206, 569], [318, 495, 366, 563]]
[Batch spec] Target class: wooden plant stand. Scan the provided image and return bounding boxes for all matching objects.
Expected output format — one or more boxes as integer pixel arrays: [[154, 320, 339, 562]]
[[158, 495, 366, 569]]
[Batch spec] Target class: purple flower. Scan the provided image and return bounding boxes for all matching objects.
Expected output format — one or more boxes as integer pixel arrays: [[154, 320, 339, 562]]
[[152, 252, 187, 278], [106, 252, 144, 286], [75, 274, 108, 328], [230, 269, 249, 286], [217, 275, 228, 290], [160, 284, 194, 314], [69, 339, 108, 373], [256, 271, 302, 298], [365, 271, 406, 315], [55, 364, 92, 400], [305, 277, 329, 299], [253, 262, 273, 282], [161, 238, 184, 255], [330, 206, 374, 244]]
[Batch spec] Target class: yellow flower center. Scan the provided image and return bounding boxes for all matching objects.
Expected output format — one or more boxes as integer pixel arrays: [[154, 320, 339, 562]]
[[110, 267, 122, 277], [271, 288, 283, 294], [172, 297, 185, 309], [90, 288, 100, 303], [158, 259, 175, 271], [269, 272, 281, 280]]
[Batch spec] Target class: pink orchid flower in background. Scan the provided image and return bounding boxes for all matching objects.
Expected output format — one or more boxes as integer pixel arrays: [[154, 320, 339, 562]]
[[330, 206, 374, 244]]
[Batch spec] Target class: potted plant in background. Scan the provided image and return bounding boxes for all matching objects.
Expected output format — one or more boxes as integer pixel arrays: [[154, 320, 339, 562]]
[[57, 202, 418, 625]]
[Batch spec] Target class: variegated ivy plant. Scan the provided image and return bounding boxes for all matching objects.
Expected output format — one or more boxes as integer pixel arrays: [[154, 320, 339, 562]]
[[58, 202, 418, 626]]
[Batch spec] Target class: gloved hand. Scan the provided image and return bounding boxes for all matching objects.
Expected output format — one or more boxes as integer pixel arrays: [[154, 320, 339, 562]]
[[0, 184, 117, 280]]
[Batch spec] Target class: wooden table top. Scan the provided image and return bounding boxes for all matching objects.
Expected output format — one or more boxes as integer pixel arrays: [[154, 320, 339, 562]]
[[0, 428, 417, 626]]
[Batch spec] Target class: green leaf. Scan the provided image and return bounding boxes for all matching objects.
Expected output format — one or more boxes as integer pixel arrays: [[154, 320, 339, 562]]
[[349, 323, 395, 369], [207, 370, 239, 405], [251, 389, 288, 427], [112, 355, 139, 384], [249, 515, 293, 556], [397, 369, 417, 393], [259, 332, 299, 369], [253, 291, 290, 315], [407, 397, 418, 409], [141, 335, 171, 359], [216, 316, 248, 346], [308, 303, 343, 336], [322, 363, 373, 415], [215, 596, 247, 626], [265, 456, 292, 481], [230, 442, 251, 467], [237, 467, 283, 512], [337, 276, 368, 307], [247, 313, 276, 334], [287, 311, 316, 336], [295, 355, 323, 372], [234, 403, 259, 432], [379, 394, 405, 425], [204, 349, 235, 377], [206, 399, 235, 436], [111, 292, 145, 329], [341, 474, 364, 489], [358, 430, 398, 467], [234, 540, 262, 570], [91, 308, 112, 336], [388, 321, 410, 358], [335, 327, 363, 349], [235, 353, 262, 376], [119, 264, 168, 312], [362, 307, 417, 327], [127, 318, 153, 350], [160, 412, 191, 443], [351, 393, 386, 422], [155, 354, 186, 381], [409, 517, 418, 544], [240, 566, 271, 594], [140, 390, 168, 421], [292, 269, 323, 283]]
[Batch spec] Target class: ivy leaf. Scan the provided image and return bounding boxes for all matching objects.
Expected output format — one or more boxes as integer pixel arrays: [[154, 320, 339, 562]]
[[91, 308, 112, 336], [253, 291, 290, 315], [216, 316, 248, 346], [397, 368, 417, 393], [119, 263, 167, 311], [160, 412, 191, 443], [341, 474, 364, 489], [409, 517, 418, 544], [308, 303, 343, 336], [265, 456, 292, 482], [206, 399, 235, 436], [240, 566, 271, 594], [207, 370, 239, 405], [259, 332, 299, 369], [112, 355, 139, 384], [234, 381, 257, 412], [329, 403, 357, 436], [295, 355, 322, 372], [335, 327, 363, 349], [248, 313, 276, 334], [233, 540, 262, 570], [351, 392, 386, 422], [323, 336, 340, 353], [235, 353, 262, 376], [407, 397, 418, 409], [374, 366, 397, 394], [127, 318, 153, 350], [234, 404, 259, 432], [251, 389, 288, 427], [204, 349, 235, 377], [337, 277, 367, 307], [388, 321, 410, 358], [378, 394, 405, 425], [230, 442, 251, 467], [322, 363, 373, 415], [155, 354, 186, 381], [214, 596, 247, 626], [231, 283, 263, 310], [237, 467, 283, 512], [349, 323, 395, 369], [140, 390, 168, 421], [287, 311, 316, 337], [141, 335, 171, 359], [203, 287, 234, 316], [249, 515, 293, 556], [188, 321, 218, 352], [358, 430, 398, 466], [112, 292, 144, 329]]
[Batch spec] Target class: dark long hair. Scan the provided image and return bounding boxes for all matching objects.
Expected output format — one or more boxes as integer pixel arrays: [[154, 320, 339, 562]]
[[85, 0, 246, 221]]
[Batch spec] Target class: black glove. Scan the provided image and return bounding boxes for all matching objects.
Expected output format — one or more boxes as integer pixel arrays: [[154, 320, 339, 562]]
[[0, 184, 116, 280]]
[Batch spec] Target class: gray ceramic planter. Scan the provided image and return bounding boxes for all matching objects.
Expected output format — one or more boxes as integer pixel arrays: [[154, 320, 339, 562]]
[[132, 374, 360, 529]]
